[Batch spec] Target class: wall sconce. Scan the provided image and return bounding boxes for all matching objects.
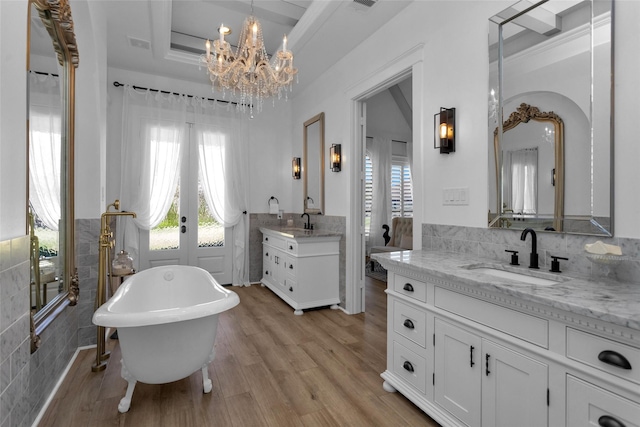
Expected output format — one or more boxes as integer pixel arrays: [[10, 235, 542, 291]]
[[330, 144, 341, 172], [434, 107, 455, 154], [292, 157, 301, 179]]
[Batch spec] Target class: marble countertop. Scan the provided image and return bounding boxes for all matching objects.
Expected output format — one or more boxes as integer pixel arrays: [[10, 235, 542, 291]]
[[372, 250, 640, 331], [259, 226, 341, 239]]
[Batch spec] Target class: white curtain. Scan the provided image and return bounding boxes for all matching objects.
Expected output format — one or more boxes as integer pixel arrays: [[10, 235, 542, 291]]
[[509, 148, 537, 214], [118, 86, 188, 264], [29, 72, 62, 230], [367, 137, 392, 253], [193, 99, 250, 286]]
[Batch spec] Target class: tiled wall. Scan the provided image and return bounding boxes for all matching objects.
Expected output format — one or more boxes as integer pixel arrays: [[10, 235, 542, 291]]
[[249, 214, 347, 306], [0, 236, 30, 427], [1, 228, 86, 427], [422, 223, 640, 283], [75, 218, 100, 347]]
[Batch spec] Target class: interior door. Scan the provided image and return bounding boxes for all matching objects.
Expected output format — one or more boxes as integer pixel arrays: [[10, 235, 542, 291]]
[[139, 124, 233, 284]]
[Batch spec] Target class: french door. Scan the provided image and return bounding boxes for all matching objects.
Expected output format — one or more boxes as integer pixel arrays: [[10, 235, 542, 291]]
[[139, 124, 233, 284]]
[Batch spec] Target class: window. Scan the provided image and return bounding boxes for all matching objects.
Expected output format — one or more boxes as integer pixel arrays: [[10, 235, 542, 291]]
[[364, 154, 373, 237], [391, 159, 413, 218], [364, 154, 413, 238]]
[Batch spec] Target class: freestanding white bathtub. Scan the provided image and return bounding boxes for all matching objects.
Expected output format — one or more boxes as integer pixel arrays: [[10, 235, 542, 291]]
[[92, 265, 239, 413]]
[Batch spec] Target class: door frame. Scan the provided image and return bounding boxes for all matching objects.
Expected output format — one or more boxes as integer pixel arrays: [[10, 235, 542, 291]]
[[345, 44, 425, 314]]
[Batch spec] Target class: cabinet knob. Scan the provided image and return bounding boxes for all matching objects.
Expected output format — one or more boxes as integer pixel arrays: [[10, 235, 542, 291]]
[[265, 270, 269, 275], [289, 286, 293, 292], [598, 415, 626, 427], [289, 264, 293, 270], [289, 245, 293, 250], [265, 237, 269, 241], [265, 252, 269, 257], [598, 350, 632, 370], [403, 283, 414, 292], [403, 319, 415, 329], [402, 361, 414, 373]]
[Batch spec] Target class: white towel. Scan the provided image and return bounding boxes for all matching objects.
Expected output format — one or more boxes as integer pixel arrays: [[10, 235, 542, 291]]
[[269, 201, 279, 214], [584, 241, 622, 256]]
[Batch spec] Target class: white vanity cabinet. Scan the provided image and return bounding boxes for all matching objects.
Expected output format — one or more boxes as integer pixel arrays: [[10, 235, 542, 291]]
[[260, 227, 340, 315], [376, 253, 640, 427]]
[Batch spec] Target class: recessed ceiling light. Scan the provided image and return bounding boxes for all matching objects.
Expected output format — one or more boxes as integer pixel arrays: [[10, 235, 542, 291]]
[[218, 25, 231, 36]]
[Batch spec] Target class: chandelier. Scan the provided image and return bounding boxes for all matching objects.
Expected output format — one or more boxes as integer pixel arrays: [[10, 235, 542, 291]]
[[201, 13, 297, 115]]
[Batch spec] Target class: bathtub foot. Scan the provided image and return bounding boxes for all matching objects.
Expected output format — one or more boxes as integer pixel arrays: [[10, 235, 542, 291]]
[[201, 365, 212, 393], [118, 379, 136, 413], [330, 304, 339, 310], [294, 309, 304, 315]]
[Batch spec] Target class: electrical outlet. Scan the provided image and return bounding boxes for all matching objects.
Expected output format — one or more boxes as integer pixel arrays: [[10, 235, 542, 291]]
[[277, 210, 283, 219]]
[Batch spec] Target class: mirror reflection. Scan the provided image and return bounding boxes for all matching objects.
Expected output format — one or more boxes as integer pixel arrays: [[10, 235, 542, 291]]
[[28, 0, 79, 348], [29, 1, 64, 313], [303, 112, 325, 214], [488, 0, 613, 235]]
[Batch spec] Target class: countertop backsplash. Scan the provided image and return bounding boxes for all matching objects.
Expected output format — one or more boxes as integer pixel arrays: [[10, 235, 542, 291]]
[[422, 223, 640, 284]]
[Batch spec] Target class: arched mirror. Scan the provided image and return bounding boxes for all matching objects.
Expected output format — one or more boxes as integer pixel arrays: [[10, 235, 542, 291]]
[[28, 0, 79, 351], [303, 112, 325, 215], [488, 0, 613, 235], [491, 103, 564, 231]]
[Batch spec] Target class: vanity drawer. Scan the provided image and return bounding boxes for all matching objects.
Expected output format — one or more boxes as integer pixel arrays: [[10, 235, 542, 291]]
[[393, 299, 427, 349], [393, 274, 427, 303], [285, 240, 298, 254], [435, 287, 548, 348], [392, 341, 427, 394], [567, 328, 639, 384], [566, 375, 640, 427], [263, 234, 286, 249]]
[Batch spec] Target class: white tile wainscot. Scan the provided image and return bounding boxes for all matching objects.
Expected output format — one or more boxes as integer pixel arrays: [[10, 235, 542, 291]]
[[373, 250, 640, 427], [260, 227, 341, 315]]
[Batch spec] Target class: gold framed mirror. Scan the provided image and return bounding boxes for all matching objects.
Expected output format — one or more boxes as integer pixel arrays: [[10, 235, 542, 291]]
[[303, 112, 325, 215], [491, 103, 564, 231], [28, 0, 79, 352]]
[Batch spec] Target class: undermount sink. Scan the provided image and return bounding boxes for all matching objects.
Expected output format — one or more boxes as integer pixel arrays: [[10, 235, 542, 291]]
[[466, 265, 562, 286]]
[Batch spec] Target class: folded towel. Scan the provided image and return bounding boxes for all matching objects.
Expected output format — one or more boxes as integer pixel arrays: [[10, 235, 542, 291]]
[[584, 241, 622, 256]]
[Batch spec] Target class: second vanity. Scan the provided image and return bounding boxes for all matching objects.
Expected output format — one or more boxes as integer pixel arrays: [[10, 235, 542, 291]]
[[372, 250, 640, 427], [260, 227, 341, 315]]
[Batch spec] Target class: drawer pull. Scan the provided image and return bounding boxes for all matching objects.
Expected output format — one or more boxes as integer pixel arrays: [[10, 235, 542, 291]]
[[485, 353, 491, 376], [403, 319, 415, 329], [265, 252, 269, 257], [598, 415, 626, 427], [289, 245, 294, 250], [402, 361, 414, 373], [289, 264, 293, 270], [403, 283, 414, 292], [470, 346, 475, 367], [598, 350, 632, 370]]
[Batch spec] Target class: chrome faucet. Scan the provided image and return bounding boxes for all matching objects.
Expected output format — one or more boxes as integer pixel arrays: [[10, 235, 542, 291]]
[[520, 228, 539, 269], [301, 213, 312, 230]]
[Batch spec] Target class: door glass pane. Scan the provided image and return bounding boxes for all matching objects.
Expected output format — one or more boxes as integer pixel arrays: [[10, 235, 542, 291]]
[[198, 180, 224, 247], [150, 184, 180, 250]]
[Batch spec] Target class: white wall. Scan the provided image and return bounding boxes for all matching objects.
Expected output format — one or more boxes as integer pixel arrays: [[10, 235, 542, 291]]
[[0, 0, 27, 241], [72, 0, 108, 219], [291, 0, 640, 239]]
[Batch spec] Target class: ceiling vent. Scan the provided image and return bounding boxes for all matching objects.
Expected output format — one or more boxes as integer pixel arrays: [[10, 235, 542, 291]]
[[353, 0, 377, 7]]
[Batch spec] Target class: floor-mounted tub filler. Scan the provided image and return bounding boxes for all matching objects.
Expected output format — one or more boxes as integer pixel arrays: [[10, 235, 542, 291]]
[[92, 265, 240, 413]]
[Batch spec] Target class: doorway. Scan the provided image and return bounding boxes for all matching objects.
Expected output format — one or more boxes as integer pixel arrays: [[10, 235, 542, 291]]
[[139, 124, 233, 284], [346, 45, 424, 314]]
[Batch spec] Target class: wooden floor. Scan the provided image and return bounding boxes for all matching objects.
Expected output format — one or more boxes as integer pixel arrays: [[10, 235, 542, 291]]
[[38, 276, 440, 427]]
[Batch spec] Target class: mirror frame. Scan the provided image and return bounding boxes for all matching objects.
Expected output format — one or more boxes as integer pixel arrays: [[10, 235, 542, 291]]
[[303, 112, 325, 215], [28, 0, 79, 351], [491, 103, 564, 231]]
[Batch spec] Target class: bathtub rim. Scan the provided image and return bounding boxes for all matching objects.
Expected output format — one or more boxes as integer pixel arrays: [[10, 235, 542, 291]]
[[92, 265, 240, 328]]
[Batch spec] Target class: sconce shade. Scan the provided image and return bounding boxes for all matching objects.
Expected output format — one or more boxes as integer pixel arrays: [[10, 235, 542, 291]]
[[292, 157, 301, 179], [434, 107, 455, 154], [330, 144, 341, 172]]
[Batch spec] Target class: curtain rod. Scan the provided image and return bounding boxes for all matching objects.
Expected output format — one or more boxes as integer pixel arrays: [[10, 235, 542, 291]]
[[112, 81, 238, 106]]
